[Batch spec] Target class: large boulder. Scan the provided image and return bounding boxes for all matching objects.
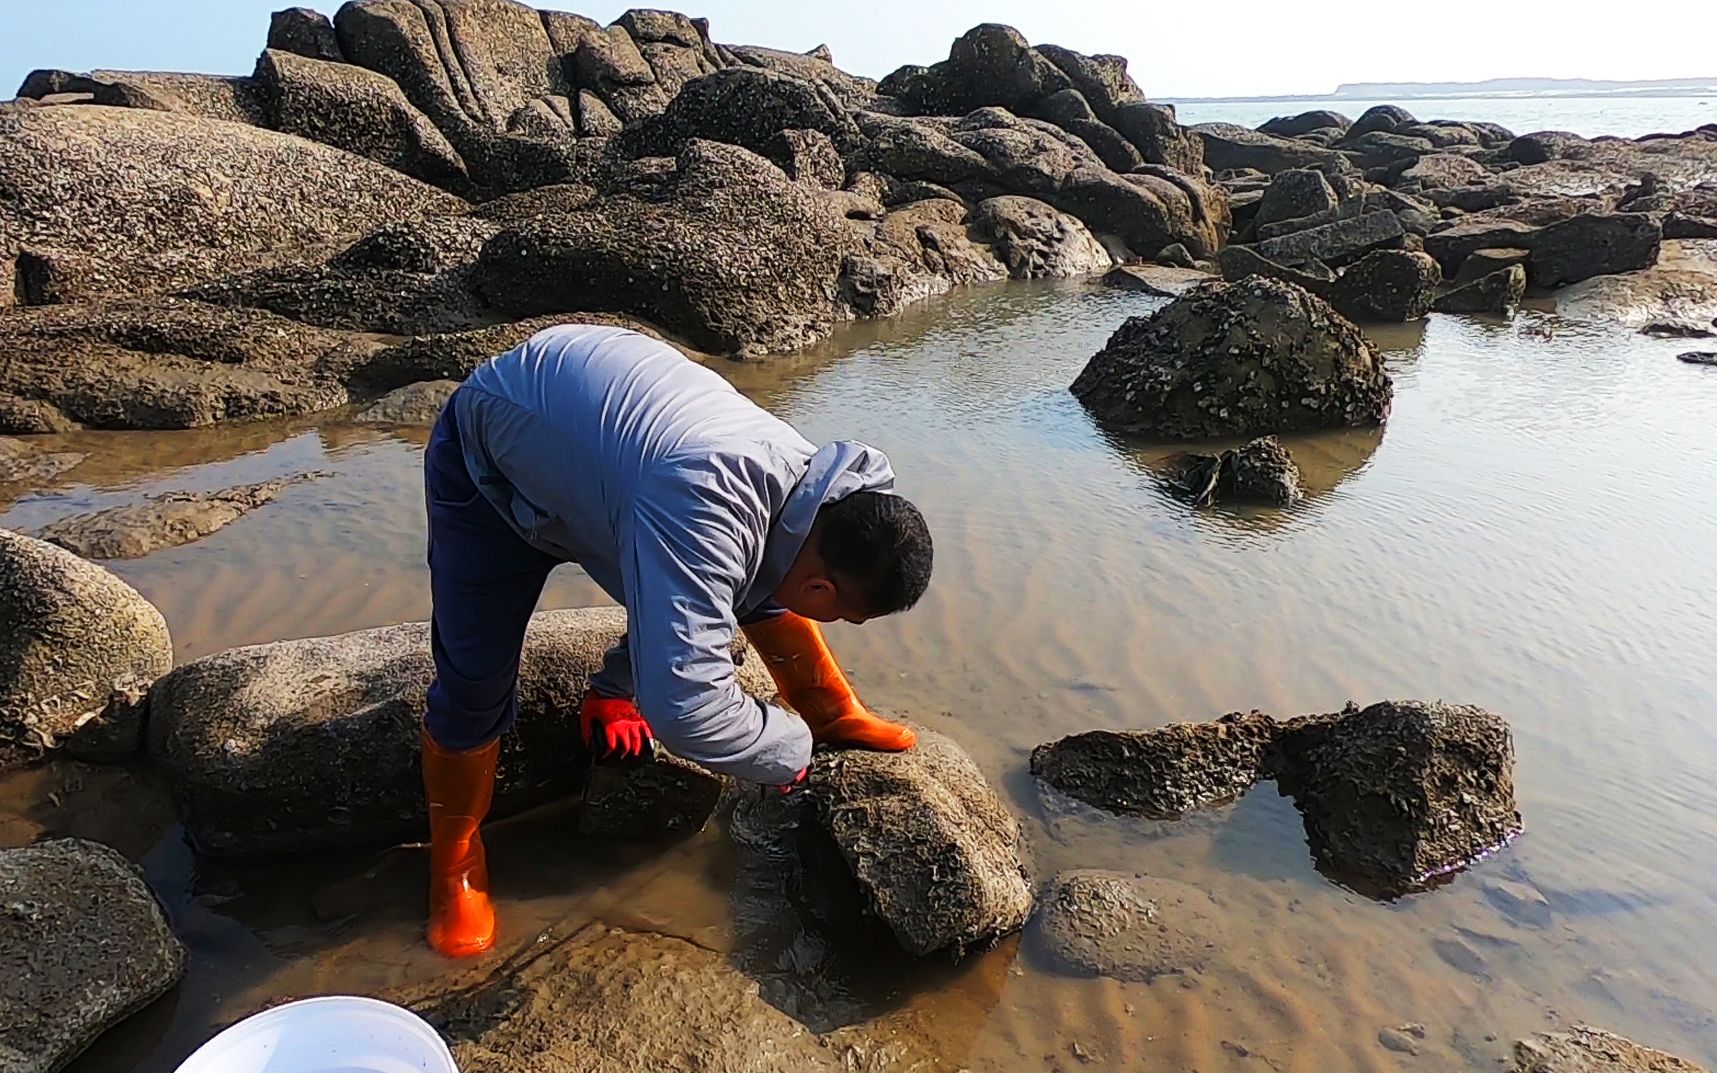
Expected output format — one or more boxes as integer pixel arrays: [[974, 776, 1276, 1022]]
[[254, 48, 468, 189], [0, 530, 172, 765], [1554, 239, 1717, 333], [354, 379, 461, 425], [1434, 264, 1527, 315], [1070, 276, 1392, 440], [1527, 212, 1662, 288], [616, 65, 860, 159], [967, 195, 1111, 278], [17, 69, 266, 126], [1328, 249, 1443, 322], [0, 299, 381, 430], [725, 43, 877, 108], [0, 103, 465, 300], [1251, 209, 1406, 268], [1349, 104, 1416, 138], [1031, 711, 1279, 817], [1254, 168, 1341, 231], [1036, 870, 1222, 982], [146, 607, 772, 856], [268, 7, 345, 62], [1191, 123, 1352, 175], [1273, 700, 1520, 894], [475, 140, 856, 356], [806, 727, 1033, 956], [1512, 1026, 1710, 1073], [0, 839, 185, 1073], [34, 478, 316, 560], [1259, 110, 1352, 138]]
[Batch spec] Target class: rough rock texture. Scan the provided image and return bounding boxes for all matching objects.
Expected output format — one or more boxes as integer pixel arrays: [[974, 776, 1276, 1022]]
[[254, 48, 468, 189], [1329, 249, 1443, 322], [617, 66, 859, 159], [1553, 239, 1717, 333], [725, 43, 877, 108], [1679, 351, 1717, 366], [1103, 264, 1213, 297], [1527, 212, 1662, 288], [807, 727, 1033, 956], [0, 104, 465, 299], [34, 477, 317, 560], [1251, 209, 1406, 269], [1032, 712, 1279, 817], [1260, 110, 1352, 138], [1164, 437, 1305, 507], [476, 140, 854, 356], [1434, 264, 1527, 315], [147, 607, 771, 856], [17, 69, 267, 126], [1071, 277, 1392, 440], [354, 379, 460, 425], [0, 839, 185, 1073], [0, 398, 78, 436], [1512, 1026, 1710, 1073], [1192, 123, 1352, 175], [268, 7, 345, 62], [967, 195, 1111, 278], [0, 299, 382, 430], [0, 530, 173, 766], [578, 747, 725, 839], [0, 438, 84, 498], [1255, 169, 1340, 231], [1273, 700, 1521, 894], [406, 924, 855, 1073], [1037, 870, 1221, 982]]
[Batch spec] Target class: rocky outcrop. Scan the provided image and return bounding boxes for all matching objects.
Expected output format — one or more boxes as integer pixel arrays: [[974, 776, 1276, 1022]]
[[615, 65, 860, 159], [1274, 700, 1520, 895], [1554, 239, 1717, 334], [1328, 249, 1442, 322], [0, 103, 465, 300], [1434, 264, 1527, 314], [967, 195, 1111, 278], [146, 607, 771, 856], [268, 7, 345, 62], [34, 477, 319, 560], [1031, 711, 1279, 817], [0, 530, 172, 765], [0, 299, 381, 430], [1036, 870, 1221, 982], [1163, 436, 1305, 507], [1527, 212, 1662, 288], [1512, 1026, 1711, 1073], [17, 68, 267, 126], [355, 379, 461, 425], [0, 839, 185, 1073], [1192, 123, 1352, 174], [1071, 277, 1392, 439], [725, 43, 877, 108], [476, 140, 854, 356], [806, 727, 1033, 956]]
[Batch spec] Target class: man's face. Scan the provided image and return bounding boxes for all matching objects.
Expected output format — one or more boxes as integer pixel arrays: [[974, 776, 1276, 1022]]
[[774, 574, 871, 625]]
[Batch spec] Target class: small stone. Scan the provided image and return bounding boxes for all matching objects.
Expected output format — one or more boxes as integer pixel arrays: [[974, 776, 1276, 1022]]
[[1678, 351, 1717, 366], [1432, 937, 1488, 977], [1379, 1027, 1420, 1055]]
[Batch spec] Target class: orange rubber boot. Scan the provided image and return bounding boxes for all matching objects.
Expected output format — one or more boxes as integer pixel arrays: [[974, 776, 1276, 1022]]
[[420, 726, 498, 957], [742, 613, 916, 751]]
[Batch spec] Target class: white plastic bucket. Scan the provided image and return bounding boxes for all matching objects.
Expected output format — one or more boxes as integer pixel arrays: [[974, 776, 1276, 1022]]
[[172, 996, 459, 1073]]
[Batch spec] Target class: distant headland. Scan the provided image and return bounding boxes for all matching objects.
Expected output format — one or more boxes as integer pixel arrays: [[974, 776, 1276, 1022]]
[[1174, 76, 1717, 103]]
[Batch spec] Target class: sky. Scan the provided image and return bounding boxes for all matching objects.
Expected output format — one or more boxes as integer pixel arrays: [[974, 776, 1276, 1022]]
[[2, 0, 1714, 101]]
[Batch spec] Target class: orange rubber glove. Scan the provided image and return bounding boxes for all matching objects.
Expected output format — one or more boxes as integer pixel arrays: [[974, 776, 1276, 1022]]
[[742, 613, 916, 752], [420, 726, 497, 958], [579, 691, 653, 760]]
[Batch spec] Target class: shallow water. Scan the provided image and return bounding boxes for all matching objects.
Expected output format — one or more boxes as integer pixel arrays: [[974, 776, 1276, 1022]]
[[5, 280, 1717, 1072], [1171, 94, 1717, 139]]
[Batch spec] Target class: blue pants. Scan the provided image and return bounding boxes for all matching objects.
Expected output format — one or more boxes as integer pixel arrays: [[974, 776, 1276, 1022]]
[[424, 398, 562, 751]]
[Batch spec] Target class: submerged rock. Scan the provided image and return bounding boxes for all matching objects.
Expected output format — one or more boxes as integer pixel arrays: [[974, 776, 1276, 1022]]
[[0, 839, 185, 1073], [1103, 263, 1214, 297], [1164, 438, 1305, 508], [354, 380, 460, 425], [1031, 711, 1279, 817], [1036, 870, 1220, 982], [147, 607, 771, 856], [1554, 239, 1717, 333], [1274, 700, 1521, 894], [1679, 351, 1717, 366], [1512, 1025, 1710, 1073], [1434, 264, 1527, 315], [35, 476, 321, 560], [0, 530, 172, 765], [807, 727, 1033, 956], [1071, 276, 1392, 440], [0, 437, 84, 497], [407, 924, 855, 1073]]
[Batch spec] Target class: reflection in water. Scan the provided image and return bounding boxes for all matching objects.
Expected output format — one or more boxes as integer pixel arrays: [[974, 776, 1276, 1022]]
[[4, 278, 1717, 1071]]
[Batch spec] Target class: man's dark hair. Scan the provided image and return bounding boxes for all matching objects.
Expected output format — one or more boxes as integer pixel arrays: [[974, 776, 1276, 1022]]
[[816, 491, 933, 616]]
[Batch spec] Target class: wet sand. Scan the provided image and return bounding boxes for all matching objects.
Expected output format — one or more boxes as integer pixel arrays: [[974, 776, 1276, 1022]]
[[4, 279, 1717, 1071]]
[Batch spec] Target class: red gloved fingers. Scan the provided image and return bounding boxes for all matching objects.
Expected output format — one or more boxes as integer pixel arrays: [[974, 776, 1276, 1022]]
[[777, 767, 809, 795]]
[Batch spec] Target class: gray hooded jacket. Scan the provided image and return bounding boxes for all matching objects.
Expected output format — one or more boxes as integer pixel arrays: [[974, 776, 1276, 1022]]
[[454, 325, 897, 784]]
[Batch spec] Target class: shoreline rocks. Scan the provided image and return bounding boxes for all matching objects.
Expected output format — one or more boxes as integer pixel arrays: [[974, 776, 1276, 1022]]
[[35, 476, 322, 560], [1071, 276, 1392, 440], [1513, 1026, 1711, 1073], [146, 607, 768, 856], [0, 839, 185, 1073], [1032, 711, 1278, 817], [1, 530, 173, 766]]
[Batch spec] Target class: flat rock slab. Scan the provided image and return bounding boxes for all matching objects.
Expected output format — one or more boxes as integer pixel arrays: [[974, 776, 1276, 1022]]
[[0, 529, 172, 766], [1102, 264, 1214, 297], [1274, 700, 1521, 895], [0, 838, 185, 1073], [1036, 869, 1220, 981], [1251, 209, 1405, 269], [806, 727, 1033, 956], [147, 607, 769, 856], [35, 476, 321, 560], [1513, 1026, 1710, 1073], [405, 924, 852, 1073], [354, 380, 460, 426], [1031, 711, 1279, 817]]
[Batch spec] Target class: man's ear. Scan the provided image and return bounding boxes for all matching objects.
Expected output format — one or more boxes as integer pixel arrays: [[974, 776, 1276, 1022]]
[[802, 575, 836, 597]]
